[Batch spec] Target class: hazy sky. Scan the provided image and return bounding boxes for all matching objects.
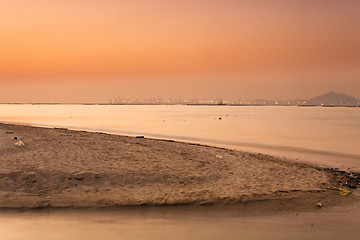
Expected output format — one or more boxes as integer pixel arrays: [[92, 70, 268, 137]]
[[1, 0, 359, 102]]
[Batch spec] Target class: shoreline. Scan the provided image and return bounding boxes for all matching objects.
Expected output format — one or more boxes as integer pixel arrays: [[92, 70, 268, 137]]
[[3, 120, 360, 172], [0, 123, 359, 211], [1, 103, 360, 108]]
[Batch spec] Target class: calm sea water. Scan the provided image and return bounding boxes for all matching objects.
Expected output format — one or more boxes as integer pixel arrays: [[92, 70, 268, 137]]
[[1, 104, 360, 240], [0, 197, 359, 240], [1, 104, 359, 170]]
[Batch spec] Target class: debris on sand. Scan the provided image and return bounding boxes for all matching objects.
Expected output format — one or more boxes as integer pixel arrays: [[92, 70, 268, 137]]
[[328, 186, 351, 196], [315, 202, 323, 208], [14, 140, 25, 147]]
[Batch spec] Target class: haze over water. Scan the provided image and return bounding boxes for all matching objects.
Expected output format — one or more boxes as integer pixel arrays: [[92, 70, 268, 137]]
[[1, 104, 359, 171]]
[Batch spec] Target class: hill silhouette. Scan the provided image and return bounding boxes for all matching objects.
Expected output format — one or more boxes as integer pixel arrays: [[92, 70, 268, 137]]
[[308, 92, 359, 106]]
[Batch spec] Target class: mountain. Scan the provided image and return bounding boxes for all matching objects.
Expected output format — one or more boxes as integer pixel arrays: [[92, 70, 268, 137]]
[[308, 92, 360, 106]]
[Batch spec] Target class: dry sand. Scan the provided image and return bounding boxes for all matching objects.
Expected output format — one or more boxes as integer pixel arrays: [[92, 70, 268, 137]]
[[0, 123, 358, 210]]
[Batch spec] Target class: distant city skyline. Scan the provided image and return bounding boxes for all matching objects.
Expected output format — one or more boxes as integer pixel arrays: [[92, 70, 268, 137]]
[[2, 90, 359, 107]]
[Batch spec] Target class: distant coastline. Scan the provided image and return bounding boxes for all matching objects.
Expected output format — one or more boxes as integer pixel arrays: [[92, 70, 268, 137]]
[[1, 102, 359, 107], [1, 91, 359, 107]]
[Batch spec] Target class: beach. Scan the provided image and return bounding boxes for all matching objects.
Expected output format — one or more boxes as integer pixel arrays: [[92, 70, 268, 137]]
[[0, 123, 358, 210]]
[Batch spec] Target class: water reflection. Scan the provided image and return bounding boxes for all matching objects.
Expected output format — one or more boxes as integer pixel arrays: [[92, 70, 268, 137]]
[[0, 199, 359, 240]]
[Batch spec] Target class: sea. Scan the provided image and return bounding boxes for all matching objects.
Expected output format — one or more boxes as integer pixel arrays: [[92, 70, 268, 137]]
[[0, 104, 359, 240]]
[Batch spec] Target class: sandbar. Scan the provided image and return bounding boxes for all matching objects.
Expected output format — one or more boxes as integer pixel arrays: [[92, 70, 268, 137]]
[[0, 123, 358, 211]]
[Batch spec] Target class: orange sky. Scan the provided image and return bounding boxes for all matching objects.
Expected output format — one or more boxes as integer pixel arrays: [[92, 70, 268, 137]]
[[1, 0, 359, 102]]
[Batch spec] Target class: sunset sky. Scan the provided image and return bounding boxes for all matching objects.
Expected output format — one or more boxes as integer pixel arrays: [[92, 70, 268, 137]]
[[1, 0, 359, 102]]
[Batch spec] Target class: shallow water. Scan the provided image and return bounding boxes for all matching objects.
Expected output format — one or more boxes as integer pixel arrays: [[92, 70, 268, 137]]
[[0, 198, 360, 240], [0, 104, 359, 170]]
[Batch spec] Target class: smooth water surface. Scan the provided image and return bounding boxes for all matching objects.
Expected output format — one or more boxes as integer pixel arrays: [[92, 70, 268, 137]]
[[0, 199, 360, 240]]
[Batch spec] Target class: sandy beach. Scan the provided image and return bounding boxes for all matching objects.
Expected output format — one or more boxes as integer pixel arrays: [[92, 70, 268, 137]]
[[0, 123, 358, 210]]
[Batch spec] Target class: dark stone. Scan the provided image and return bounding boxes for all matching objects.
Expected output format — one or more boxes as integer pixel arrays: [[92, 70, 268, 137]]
[[74, 177, 85, 181], [347, 183, 357, 189]]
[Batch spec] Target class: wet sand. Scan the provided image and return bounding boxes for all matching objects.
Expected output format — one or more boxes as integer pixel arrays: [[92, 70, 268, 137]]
[[0, 123, 358, 210]]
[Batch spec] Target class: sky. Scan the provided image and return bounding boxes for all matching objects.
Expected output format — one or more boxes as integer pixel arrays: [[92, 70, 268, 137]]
[[1, 0, 359, 103]]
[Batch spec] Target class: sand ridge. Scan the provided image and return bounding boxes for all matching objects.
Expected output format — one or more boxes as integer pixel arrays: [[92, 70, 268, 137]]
[[0, 123, 355, 209]]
